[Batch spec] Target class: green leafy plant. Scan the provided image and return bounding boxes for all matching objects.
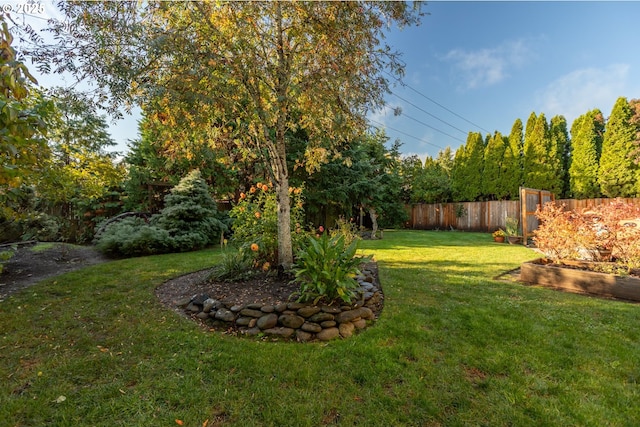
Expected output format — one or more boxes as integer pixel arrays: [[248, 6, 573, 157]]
[[229, 183, 307, 267], [505, 217, 520, 236], [208, 249, 258, 282], [329, 216, 361, 246], [292, 232, 371, 304], [454, 203, 467, 219]]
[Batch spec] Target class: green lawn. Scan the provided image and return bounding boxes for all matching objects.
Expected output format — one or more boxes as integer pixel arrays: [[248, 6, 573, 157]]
[[2, 231, 639, 426]]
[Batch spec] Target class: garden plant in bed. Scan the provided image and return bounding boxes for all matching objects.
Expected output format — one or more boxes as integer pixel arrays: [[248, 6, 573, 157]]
[[168, 181, 382, 341], [521, 200, 640, 300]]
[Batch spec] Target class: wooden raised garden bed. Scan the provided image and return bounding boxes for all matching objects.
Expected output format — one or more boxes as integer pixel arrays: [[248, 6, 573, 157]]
[[520, 258, 640, 302]]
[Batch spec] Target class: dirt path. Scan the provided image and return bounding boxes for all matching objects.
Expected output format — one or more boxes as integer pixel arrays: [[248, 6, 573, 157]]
[[0, 243, 110, 300]]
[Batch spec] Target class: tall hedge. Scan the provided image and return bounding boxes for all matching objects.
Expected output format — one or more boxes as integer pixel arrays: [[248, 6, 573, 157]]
[[598, 97, 639, 197]]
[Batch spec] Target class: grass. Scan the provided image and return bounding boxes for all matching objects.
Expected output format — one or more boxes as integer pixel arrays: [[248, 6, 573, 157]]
[[1, 230, 640, 426]]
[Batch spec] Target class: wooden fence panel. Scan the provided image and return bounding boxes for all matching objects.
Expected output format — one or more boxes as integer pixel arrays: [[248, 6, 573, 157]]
[[408, 200, 520, 231], [556, 198, 640, 211], [520, 187, 554, 240], [407, 197, 640, 232]]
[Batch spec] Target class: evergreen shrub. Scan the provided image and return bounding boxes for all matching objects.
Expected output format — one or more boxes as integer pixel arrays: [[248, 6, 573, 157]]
[[95, 170, 226, 257]]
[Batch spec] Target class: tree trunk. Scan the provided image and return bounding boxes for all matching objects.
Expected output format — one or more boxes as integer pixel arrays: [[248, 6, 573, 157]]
[[369, 206, 378, 239], [272, 1, 294, 269], [275, 178, 294, 269]]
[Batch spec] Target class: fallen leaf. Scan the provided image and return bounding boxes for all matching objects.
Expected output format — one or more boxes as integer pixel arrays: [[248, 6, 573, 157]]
[[54, 395, 66, 404], [175, 420, 183, 426]]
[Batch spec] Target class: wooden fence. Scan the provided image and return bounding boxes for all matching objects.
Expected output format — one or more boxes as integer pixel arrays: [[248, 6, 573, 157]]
[[407, 197, 640, 233], [408, 200, 519, 232]]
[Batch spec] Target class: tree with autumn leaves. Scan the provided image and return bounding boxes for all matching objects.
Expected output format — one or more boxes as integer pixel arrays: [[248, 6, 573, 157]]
[[28, 1, 422, 267]]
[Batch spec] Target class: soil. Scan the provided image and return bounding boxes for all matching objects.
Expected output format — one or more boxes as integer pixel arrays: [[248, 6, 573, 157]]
[[155, 269, 303, 315], [0, 242, 110, 301]]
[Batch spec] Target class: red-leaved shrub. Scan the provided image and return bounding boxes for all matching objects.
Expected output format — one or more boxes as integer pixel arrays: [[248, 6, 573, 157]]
[[534, 200, 640, 268]]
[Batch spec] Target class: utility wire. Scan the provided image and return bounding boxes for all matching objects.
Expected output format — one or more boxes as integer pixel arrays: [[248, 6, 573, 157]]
[[369, 118, 447, 151], [397, 109, 466, 143], [383, 69, 492, 134], [391, 91, 468, 136]]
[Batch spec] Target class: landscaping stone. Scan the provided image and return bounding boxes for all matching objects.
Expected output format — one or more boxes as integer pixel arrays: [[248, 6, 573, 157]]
[[214, 308, 235, 322], [243, 327, 261, 336], [202, 298, 222, 313], [239, 308, 264, 318], [353, 319, 367, 329], [279, 314, 305, 329], [175, 297, 192, 307], [257, 313, 278, 330], [275, 303, 288, 312], [191, 294, 210, 305], [339, 322, 355, 338], [301, 322, 323, 333], [295, 330, 313, 342], [236, 316, 252, 326], [177, 264, 384, 342], [297, 306, 321, 318], [186, 302, 200, 313], [335, 307, 373, 324], [261, 305, 275, 313], [287, 302, 306, 310], [320, 320, 336, 328], [308, 312, 334, 323], [317, 327, 340, 341], [263, 327, 295, 338]]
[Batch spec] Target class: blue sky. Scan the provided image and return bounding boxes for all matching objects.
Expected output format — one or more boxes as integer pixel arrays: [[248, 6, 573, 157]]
[[374, 1, 640, 160], [13, 1, 640, 160]]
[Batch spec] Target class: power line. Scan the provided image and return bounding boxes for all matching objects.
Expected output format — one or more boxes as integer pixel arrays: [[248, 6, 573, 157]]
[[369, 118, 447, 152], [383, 69, 492, 134], [391, 91, 468, 136], [395, 107, 466, 143]]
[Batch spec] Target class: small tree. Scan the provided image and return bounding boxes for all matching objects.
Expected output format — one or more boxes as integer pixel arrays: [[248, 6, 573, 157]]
[[154, 170, 227, 252]]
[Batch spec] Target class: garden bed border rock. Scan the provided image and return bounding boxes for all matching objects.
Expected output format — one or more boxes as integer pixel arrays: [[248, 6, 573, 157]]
[[174, 265, 383, 342]]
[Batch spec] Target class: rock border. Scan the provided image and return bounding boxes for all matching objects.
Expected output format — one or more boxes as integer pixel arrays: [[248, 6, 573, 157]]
[[175, 265, 383, 342]]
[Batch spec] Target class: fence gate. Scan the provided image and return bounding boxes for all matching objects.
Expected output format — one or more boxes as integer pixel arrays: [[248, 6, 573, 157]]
[[519, 187, 554, 243]]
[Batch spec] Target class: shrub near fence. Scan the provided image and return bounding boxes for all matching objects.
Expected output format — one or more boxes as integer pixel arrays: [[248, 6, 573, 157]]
[[407, 198, 640, 232]]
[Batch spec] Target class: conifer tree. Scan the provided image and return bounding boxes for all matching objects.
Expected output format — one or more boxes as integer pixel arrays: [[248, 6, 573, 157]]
[[503, 118, 524, 199], [451, 144, 467, 202], [524, 113, 561, 193], [550, 115, 571, 198], [568, 109, 604, 199], [451, 132, 484, 201], [598, 97, 639, 197], [482, 131, 508, 200]]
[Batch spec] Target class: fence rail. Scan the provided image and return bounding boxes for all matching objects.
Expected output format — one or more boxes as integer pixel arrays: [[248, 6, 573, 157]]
[[407, 197, 640, 233]]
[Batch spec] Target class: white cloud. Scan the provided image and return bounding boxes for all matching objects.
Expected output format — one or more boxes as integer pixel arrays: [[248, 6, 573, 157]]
[[444, 39, 535, 90], [537, 64, 630, 123]]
